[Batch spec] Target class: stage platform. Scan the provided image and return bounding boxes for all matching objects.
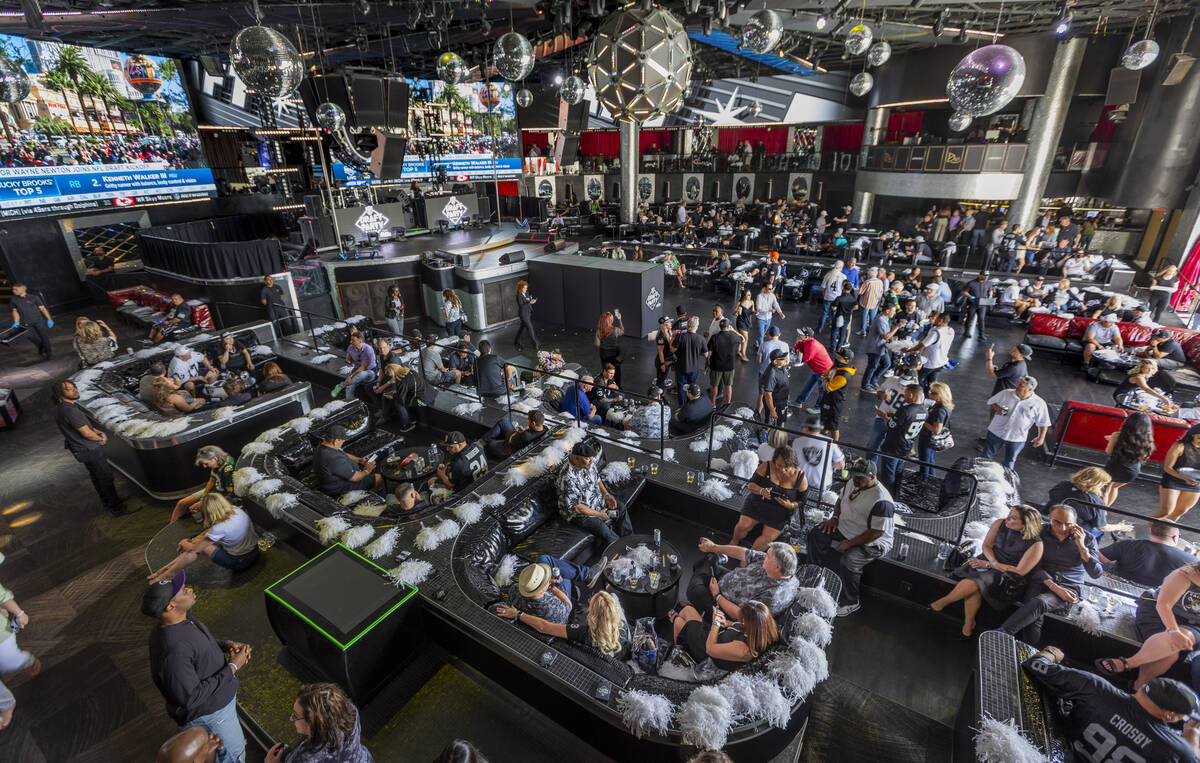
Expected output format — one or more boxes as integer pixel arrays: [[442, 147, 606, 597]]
[[319, 223, 576, 268]]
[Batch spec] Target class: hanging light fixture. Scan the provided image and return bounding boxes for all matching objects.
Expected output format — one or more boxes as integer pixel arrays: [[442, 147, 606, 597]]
[[815, 13, 829, 30], [1122, 2, 1161, 71], [1052, 4, 1073, 38]]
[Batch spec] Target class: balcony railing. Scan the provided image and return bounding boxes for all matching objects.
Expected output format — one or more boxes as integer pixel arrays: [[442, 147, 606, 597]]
[[863, 143, 1028, 174]]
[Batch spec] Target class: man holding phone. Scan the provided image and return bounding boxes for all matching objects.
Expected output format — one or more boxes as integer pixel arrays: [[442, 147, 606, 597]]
[[1000, 504, 1103, 645]]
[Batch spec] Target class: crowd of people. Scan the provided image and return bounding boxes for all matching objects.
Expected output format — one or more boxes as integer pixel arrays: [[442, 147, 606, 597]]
[[0, 134, 203, 169]]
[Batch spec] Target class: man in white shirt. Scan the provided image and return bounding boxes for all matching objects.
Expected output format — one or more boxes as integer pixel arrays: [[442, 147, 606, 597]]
[[910, 312, 954, 390], [792, 414, 845, 504], [981, 376, 1051, 469], [168, 346, 207, 394], [807, 458, 895, 616], [754, 282, 785, 349], [1083, 313, 1124, 365], [676, 201, 689, 226]]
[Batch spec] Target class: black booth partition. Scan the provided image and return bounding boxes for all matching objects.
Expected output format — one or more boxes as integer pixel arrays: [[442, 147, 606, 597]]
[[138, 213, 289, 279]]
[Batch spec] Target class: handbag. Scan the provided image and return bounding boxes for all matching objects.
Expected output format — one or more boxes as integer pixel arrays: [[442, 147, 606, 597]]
[[930, 427, 955, 451], [994, 572, 1026, 603], [943, 543, 973, 574]]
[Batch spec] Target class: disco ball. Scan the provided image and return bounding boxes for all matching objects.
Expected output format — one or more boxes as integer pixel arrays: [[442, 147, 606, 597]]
[[437, 51, 470, 85], [588, 6, 692, 122], [747, 100, 762, 117], [948, 112, 973, 132], [849, 72, 874, 97], [515, 88, 533, 107], [0, 55, 30, 104], [1122, 39, 1160, 71], [559, 75, 586, 105], [867, 40, 892, 67], [742, 9, 783, 54], [946, 44, 1027, 117], [315, 102, 346, 132], [494, 32, 535, 82], [229, 25, 304, 99], [845, 24, 873, 56]]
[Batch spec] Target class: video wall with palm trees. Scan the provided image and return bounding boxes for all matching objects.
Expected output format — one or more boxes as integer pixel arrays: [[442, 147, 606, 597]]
[[0, 34, 213, 219]]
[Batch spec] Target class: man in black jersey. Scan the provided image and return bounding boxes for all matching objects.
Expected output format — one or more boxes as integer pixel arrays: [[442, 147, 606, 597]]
[[429, 431, 488, 492], [1023, 645, 1200, 762], [878, 383, 927, 498]]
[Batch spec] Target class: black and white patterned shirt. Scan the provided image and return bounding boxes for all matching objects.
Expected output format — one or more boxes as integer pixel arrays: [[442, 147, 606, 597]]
[[718, 550, 799, 616], [556, 460, 604, 522], [508, 583, 571, 625]]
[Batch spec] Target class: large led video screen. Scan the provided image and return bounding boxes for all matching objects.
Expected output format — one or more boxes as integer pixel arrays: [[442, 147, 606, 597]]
[[400, 79, 521, 180], [0, 34, 214, 219]]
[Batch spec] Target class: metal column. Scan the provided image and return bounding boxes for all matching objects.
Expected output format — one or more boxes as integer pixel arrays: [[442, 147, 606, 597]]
[[1008, 36, 1087, 229], [850, 106, 888, 225], [620, 119, 639, 224]]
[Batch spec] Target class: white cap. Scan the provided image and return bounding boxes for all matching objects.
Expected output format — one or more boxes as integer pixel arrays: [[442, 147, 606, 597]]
[[1102, 313, 1119, 322]]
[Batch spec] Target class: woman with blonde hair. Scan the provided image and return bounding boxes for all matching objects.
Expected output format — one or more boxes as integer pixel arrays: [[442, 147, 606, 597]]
[[1043, 467, 1132, 539], [670, 600, 779, 669], [930, 505, 1044, 639], [266, 682, 372, 763], [72, 318, 117, 367], [152, 376, 203, 415], [918, 382, 954, 475], [147, 494, 259, 583], [1114, 358, 1176, 412], [169, 445, 236, 523], [441, 289, 465, 337], [492, 590, 630, 659], [756, 427, 790, 463], [372, 363, 419, 431]]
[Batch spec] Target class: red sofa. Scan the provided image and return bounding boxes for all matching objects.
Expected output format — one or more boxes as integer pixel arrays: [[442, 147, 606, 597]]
[[108, 286, 215, 329], [1025, 313, 1200, 363], [1048, 399, 1192, 472]]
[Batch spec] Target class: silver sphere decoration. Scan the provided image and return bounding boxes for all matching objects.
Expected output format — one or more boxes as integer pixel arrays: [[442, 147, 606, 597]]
[[948, 112, 973, 132], [747, 100, 762, 117], [229, 25, 304, 98], [315, 102, 346, 132], [588, 6, 692, 123], [867, 40, 892, 67], [494, 32, 535, 82], [845, 24, 873, 56], [742, 9, 783, 54], [849, 71, 874, 97], [436, 52, 470, 85], [559, 75, 586, 105], [946, 44, 1027, 117], [515, 88, 533, 107], [0, 55, 30, 104], [1122, 39, 1160, 71]]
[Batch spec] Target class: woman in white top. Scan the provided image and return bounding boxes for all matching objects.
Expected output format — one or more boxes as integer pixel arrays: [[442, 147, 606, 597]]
[[147, 494, 260, 583], [442, 289, 465, 337]]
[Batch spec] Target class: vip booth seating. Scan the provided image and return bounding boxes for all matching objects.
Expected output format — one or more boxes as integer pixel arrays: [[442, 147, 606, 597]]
[[68, 321, 313, 498], [108, 285, 215, 333], [1046, 399, 1191, 472]]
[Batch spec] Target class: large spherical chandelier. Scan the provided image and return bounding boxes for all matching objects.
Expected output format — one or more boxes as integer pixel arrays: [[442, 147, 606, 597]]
[[229, 25, 304, 98], [588, 5, 692, 123], [946, 44, 1026, 117], [494, 32, 535, 82]]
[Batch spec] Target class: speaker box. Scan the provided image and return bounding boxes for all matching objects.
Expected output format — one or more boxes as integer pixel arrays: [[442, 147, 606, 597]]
[[300, 75, 355, 126], [386, 78, 409, 131], [1106, 67, 1141, 105], [558, 134, 580, 165], [499, 250, 525, 265], [372, 132, 406, 181], [351, 74, 386, 127], [199, 55, 224, 77]]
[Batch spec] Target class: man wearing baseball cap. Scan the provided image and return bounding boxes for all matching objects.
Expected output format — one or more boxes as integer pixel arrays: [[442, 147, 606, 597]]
[[670, 382, 714, 437], [808, 457, 896, 617], [986, 343, 1032, 395], [758, 348, 791, 427], [1024, 645, 1200, 760], [1083, 312, 1124, 367], [313, 424, 381, 497], [145, 571, 250, 763], [556, 441, 632, 552], [431, 430, 488, 492]]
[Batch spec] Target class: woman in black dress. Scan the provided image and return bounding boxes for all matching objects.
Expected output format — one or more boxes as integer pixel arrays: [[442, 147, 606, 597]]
[[513, 279, 539, 352], [1103, 412, 1155, 505], [730, 446, 807, 551], [594, 310, 624, 386], [929, 505, 1044, 639], [1156, 424, 1200, 521], [1113, 359, 1176, 412], [670, 600, 779, 671], [1148, 264, 1179, 323], [733, 289, 755, 362]]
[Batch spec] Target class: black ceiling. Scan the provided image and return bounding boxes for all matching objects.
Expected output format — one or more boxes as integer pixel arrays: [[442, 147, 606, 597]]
[[0, 0, 1189, 82]]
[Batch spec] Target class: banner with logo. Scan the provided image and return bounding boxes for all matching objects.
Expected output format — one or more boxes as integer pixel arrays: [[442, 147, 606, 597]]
[[535, 176, 556, 205], [637, 173, 656, 204], [732, 173, 755, 203], [787, 173, 813, 202], [683, 173, 704, 203], [584, 174, 604, 202]]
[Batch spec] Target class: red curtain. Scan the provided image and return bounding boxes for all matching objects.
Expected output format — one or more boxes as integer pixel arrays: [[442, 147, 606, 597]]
[[822, 124, 864, 152], [580, 130, 620, 157], [1090, 106, 1119, 143], [521, 131, 550, 152], [1174, 237, 1200, 312], [716, 126, 789, 154], [640, 129, 672, 153], [885, 112, 923, 144], [497, 181, 519, 197]]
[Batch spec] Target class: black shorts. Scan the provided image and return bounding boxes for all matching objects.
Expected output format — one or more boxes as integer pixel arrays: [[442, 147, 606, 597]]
[[741, 496, 791, 531], [820, 397, 844, 431], [1103, 456, 1141, 485]]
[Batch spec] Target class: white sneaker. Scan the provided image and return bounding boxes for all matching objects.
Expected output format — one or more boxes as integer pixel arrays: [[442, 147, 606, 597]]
[[836, 602, 861, 617]]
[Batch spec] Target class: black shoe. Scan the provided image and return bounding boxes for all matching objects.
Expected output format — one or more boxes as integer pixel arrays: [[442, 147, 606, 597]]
[[109, 502, 141, 517]]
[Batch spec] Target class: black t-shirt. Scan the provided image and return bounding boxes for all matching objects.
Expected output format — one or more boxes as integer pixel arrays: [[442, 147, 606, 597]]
[[677, 396, 715, 430], [261, 284, 284, 308], [707, 331, 740, 372], [565, 618, 630, 660], [917, 402, 950, 446], [88, 254, 114, 271], [509, 427, 546, 451], [11, 294, 46, 325], [449, 443, 488, 489], [1100, 539, 1196, 588], [656, 332, 676, 362], [991, 359, 1027, 395], [475, 353, 507, 397], [1157, 340, 1186, 363], [833, 293, 858, 320], [882, 402, 927, 456], [760, 365, 789, 394], [168, 303, 192, 325], [1023, 655, 1196, 763], [1059, 223, 1080, 244], [675, 331, 708, 373], [56, 402, 97, 455], [314, 444, 357, 495]]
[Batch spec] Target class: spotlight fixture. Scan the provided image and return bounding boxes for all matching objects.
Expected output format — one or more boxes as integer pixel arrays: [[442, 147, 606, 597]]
[[955, 22, 969, 43], [933, 8, 948, 36], [355, 0, 370, 15], [815, 13, 828, 30], [554, 73, 563, 84], [1052, 5, 1073, 37]]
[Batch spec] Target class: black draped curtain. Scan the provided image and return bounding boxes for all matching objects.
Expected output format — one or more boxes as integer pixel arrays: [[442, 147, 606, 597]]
[[137, 213, 289, 279]]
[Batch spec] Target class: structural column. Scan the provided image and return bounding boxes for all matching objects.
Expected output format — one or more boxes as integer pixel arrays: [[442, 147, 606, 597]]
[[850, 106, 888, 225], [620, 119, 639, 224], [1008, 36, 1087, 229]]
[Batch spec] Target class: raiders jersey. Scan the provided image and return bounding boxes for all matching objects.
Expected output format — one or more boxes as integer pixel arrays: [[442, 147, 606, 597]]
[[1022, 655, 1196, 763], [874, 373, 917, 419]]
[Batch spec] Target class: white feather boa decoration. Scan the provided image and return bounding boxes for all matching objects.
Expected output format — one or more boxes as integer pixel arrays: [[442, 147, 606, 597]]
[[241, 442, 274, 456], [211, 407, 236, 419], [341, 524, 375, 550], [286, 417, 312, 434], [689, 439, 710, 453], [248, 478, 283, 500], [616, 690, 673, 739], [415, 519, 460, 551], [733, 406, 755, 421], [718, 673, 790, 729], [709, 458, 730, 472], [789, 633, 830, 683], [364, 528, 400, 560], [795, 586, 838, 620], [503, 465, 532, 487], [493, 554, 520, 589], [452, 401, 484, 417], [478, 493, 505, 508], [388, 559, 432, 587], [264, 493, 298, 518], [699, 476, 734, 501], [661, 448, 675, 461], [768, 652, 818, 701], [256, 426, 286, 443], [730, 449, 759, 480], [453, 501, 484, 525], [678, 686, 734, 751], [1070, 601, 1103, 637], [339, 490, 373, 506], [316, 516, 351, 545], [792, 612, 833, 647], [337, 365, 355, 376], [232, 467, 264, 497], [430, 486, 453, 504], [710, 425, 736, 445], [310, 353, 337, 364], [601, 462, 631, 483], [974, 716, 1044, 763]]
